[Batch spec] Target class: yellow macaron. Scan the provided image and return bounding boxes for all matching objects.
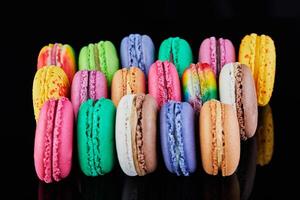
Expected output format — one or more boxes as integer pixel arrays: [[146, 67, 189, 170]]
[[32, 66, 69, 121], [239, 33, 276, 106]]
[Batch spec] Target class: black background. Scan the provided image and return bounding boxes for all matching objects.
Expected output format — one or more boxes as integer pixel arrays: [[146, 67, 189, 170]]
[[3, 0, 300, 199]]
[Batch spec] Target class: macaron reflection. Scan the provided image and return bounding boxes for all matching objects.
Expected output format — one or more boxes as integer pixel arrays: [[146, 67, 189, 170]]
[[201, 174, 240, 200], [237, 137, 257, 200], [256, 104, 274, 166]]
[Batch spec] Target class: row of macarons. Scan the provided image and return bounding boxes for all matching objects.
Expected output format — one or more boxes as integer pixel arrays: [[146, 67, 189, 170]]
[[33, 33, 276, 183], [34, 94, 274, 184]]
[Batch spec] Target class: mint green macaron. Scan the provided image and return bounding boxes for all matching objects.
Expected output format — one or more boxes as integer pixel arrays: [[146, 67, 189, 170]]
[[158, 37, 193, 77], [79, 41, 119, 86], [77, 98, 116, 176]]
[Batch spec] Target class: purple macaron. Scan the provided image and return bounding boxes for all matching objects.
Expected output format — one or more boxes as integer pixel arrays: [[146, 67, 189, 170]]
[[160, 101, 196, 176], [120, 34, 155, 76]]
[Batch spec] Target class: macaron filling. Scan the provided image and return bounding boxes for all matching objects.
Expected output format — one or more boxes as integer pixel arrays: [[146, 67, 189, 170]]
[[133, 95, 147, 175], [167, 102, 188, 176], [92, 101, 103, 175], [79, 71, 97, 104], [50, 43, 61, 66], [234, 64, 246, 140], [121, 68, 136, 96], [210, 101, 225, 175], [157, 61, 174, 106], [190, 64, 202, 111], [128, 34, 145, 73]]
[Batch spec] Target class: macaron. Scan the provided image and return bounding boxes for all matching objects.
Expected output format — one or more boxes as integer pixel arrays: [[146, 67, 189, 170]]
[[158, 37, 193, 77], [160, 101, 196, 176], [34, 97, 74, 183], [120, 34, 155, 76], [79, 41, 119, 86], [182, 62, 217, 112], [111, 67, 146, 106], [219, 62, 258, 140], [71, 70, 107, 118], [200, 100, 240, 176], [77, 98, 116, 176], [239, 33, 276, 106], [256, 104, 274, 166], [32, 66, 70, 121], [37, 43, 76, 83], [199, 37, 236, 77], [116, 94, 158, 176], [148, 61, 181, 108]]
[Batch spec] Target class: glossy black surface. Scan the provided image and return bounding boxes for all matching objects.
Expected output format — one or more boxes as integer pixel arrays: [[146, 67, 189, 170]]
[[4, 0, 300, 199]]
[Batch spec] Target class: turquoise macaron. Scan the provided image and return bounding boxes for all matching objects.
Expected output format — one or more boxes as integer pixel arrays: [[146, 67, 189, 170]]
[[158, 37, 193, 78], [77, 98, 116, 176]]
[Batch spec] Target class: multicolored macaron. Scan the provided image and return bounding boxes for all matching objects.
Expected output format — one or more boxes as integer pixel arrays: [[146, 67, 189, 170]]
[[79, 41, 119, 86], [37, 43, 76, 83], [239, 33, 276, 106], [158, 37, 193, 77], [182, 63, 217, 112], [120, 34, 155, 76]]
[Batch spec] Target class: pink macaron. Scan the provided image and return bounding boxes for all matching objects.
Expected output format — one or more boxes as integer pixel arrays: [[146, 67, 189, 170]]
[[199, 37, 235, 77], [34, 97, 74, 183], [148, 60, 181, 108], [71, 70, 107, 118]]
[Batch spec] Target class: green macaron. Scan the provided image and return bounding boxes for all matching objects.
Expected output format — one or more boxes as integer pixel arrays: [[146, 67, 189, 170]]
[[158, 37, 193, 77], [77, 98, 116, 176], [79, 41, 119, 86]]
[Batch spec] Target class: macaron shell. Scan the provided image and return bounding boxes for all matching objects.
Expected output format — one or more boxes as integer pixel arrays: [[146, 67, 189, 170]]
[[160, 103, 173, 173], [71, 70, 107, 118], [148, 61, 181, 108], [219, 63, 236, 105], [54, 98, 74, 180], [103, 41, 120, 85], [34, 100, 53, 182], [111, 67, 146, 106], [141, 94, 158, 173], [141, 35, 155, 76], [222, 103, 240, 176], [224, 39, 236, 67], [257, 35, 276, 106], [241, 64, 258, 138], [94, 98, 116, 174], [37, 44, 76, 83], [78, 46, 90, 70], [116, 95, 137, 176], [32, 66, 69, 121], [181, 102, 196, 173], [199, 38, 216, 73]]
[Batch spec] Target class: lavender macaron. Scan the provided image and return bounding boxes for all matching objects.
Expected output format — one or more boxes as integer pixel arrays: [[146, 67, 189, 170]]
[[120, 34, 155, 76], [160, 101, 196, 176]]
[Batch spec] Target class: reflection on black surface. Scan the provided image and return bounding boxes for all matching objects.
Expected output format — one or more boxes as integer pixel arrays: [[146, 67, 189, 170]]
[[256, 104, 274, 166], [38, 178, 79, 200], [201, 174, 240, 200], [78, 175, 121, 200], [237, 137, 257, 200]]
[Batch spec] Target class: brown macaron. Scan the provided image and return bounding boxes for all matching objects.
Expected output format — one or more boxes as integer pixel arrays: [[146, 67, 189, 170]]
[[111, 67, 146, 106], [219, 62, 258, 140], [116, 94, 158, 176], [200, 100, 240, 176]]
